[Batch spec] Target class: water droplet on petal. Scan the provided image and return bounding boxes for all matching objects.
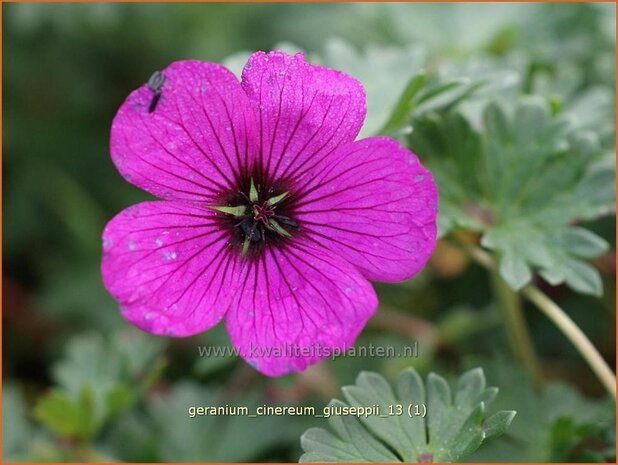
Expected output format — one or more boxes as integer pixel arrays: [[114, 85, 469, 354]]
[[144, 312, 153, 321], [128, 241, 137, 251], [414, 174, 425, 182], [102, 238, 113, 249], [155, 238, 163, 247], [164, 250, 177, 260]]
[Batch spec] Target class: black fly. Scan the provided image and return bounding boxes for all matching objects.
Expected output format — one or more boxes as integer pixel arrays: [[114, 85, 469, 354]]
[[147, 71, 166, 113]]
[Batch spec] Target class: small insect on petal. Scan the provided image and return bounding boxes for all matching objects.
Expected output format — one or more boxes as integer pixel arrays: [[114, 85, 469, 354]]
[[148, 94, 161, 113], [209, 205, 247, 216], [148, 71, 165, 91], [147, 70, 166, 113], [267, 191, 288, 207]]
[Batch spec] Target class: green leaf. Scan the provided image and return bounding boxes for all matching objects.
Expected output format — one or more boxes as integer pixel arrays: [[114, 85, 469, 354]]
[[465, 356, 615, 462], [558, 227, 609, 259], [414, 78, 485, 116], [497, 245, 533, 290], [319, 38, 428, 137], [3, 384, 33, 461], [377, 72, 427, 135], [193, 324, 238, 377], [300, 401, 400, 463], [483, 410, 517, 439], [223, 38, 498, 139], [33, 388, 98, 440], [411, 98, 614, 295], [378, 73, 496, 137], [35, 329, 166, 438], [146, 382, 306, 462], [299, 367, 515, 462]]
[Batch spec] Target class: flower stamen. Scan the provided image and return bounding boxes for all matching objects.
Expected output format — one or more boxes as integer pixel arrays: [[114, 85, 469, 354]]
[[210, 178, 298, 258]]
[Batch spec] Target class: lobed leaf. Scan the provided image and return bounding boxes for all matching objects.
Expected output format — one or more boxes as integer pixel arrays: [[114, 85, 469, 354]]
[[465, 356, 615, 462], [410, 98, 614, 295], [33, 329, 166, 439], [299, 367, 515, 463]]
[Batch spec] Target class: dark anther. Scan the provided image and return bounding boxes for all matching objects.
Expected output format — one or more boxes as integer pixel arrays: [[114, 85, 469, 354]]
[[239, 218, 262, 242], [274, 215, 298, 229]]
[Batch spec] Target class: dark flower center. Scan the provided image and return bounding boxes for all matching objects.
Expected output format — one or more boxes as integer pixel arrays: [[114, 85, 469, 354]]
[[211, 176, 299, 259]]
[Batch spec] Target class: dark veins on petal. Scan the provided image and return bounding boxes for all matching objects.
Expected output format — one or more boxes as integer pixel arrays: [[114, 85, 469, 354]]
[[140, 69, 309, 261]]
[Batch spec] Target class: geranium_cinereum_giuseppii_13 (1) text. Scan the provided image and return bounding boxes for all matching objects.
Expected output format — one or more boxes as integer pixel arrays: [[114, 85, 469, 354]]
[[101, 51, 438, 376]]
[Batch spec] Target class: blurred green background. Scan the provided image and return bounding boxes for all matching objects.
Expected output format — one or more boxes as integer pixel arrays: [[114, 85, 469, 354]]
[[3, 3, 616, 463]]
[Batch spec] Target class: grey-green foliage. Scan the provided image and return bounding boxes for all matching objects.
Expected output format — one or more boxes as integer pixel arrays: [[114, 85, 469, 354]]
[[33, 330, 165, 440], [300, 367, 515, 462], [319, 39, 426, 137], [465, 357, 615, 462], [3, 384, 33, 462], [223, 38, 502, 140], [410, 97, 614, 296], [223, 38, 427, 138], [105, 382, 307, 462], [321, 39, 518, 139]]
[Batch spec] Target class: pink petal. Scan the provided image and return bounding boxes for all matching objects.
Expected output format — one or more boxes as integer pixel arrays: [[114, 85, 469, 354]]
[[224, 240, 378, 376], [110, 60, 258, 202], [101, 201, 241, 336], [294, 137, 438, 282], [241, 51, 366, 183]]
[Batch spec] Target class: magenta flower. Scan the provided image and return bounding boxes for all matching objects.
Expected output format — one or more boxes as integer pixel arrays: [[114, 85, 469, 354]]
[[101, 51, 438, 376]]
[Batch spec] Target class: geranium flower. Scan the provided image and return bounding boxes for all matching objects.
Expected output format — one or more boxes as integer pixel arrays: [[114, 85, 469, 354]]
[[101, 51, 438, 376]]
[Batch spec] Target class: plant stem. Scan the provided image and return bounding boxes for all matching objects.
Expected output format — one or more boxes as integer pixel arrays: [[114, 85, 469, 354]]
[[452, 239, 616, 398], [522, 285, 616, 398], [489, 270, 543, 388]]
